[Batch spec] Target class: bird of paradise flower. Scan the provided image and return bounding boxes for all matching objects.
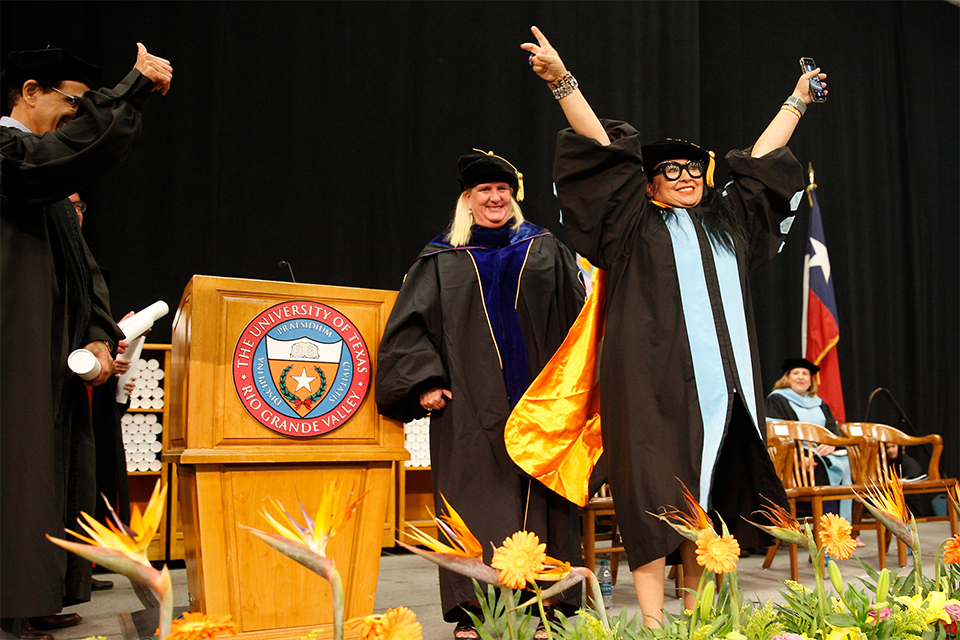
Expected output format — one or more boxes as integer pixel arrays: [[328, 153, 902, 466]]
[[855, 465, 924, 590], [398, 494, 608, 636], [240, 480, 365, 640], [47, 480, 175, 639]]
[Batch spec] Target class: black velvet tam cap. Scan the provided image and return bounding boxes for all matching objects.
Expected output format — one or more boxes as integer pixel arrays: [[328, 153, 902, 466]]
[[1, 48, 102, 97], [457, 150, 521, 196], [781, 357, 821, 375], [641, 138, 711, 173]]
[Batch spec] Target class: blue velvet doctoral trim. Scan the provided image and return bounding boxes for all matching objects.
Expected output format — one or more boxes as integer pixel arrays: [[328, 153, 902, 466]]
[[710, 235, 760, 435], [663, 208, 758, 509], [769, 387, 826, 426], [421, 222, 549, 408]]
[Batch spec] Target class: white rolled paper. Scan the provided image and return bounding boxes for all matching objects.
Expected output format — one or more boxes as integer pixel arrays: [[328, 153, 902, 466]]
[[68, 349, 101, 381], [136, 460, 151, 472], [115, 335, 146, 402], [118, 301, 170, 342], [149, 460, 162, 472]]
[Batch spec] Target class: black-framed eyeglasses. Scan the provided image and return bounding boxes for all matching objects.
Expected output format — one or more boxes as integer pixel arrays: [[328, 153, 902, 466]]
[[50, 86, 83, 106], [652, 160, 704, 181], [71, 200, 87, 214]]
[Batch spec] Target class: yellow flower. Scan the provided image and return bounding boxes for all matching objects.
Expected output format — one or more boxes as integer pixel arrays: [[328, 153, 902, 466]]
[[895, 590, 960, 626], [258, 480, 363, 558], [695, 529, 740, 574], [818, 513, 857, 560], [491, 531, 547, 589], [855, 466, 913, 548], [165, 613, 238, 640], [825, 626, 863, 640], [345, 607, 422, 640], [944, 535, 960, 564], [651, 480, 714, 542]]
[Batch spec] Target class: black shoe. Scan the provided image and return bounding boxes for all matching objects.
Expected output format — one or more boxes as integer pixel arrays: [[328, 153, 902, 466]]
[[91, 577, 114, 591], [27, 615, 82, 631]]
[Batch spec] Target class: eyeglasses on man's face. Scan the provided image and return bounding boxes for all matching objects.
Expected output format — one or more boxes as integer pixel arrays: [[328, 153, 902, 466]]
[[50, 86, 83, 106], [71, 200, 87, 214], [652, 160, 705, 181]]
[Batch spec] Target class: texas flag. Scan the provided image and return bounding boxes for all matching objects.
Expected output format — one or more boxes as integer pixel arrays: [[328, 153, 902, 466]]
[[801, 186, 846, 422]]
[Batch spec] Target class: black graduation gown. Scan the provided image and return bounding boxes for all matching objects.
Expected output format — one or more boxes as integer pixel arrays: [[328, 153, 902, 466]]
[[0, 70, 150, 617], [554, 120, 802, 567], [376, 222, 584, 621], [765, 392, 839, 435]]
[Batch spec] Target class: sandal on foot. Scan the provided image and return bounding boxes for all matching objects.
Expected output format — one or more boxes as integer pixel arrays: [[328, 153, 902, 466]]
[[454, 622, 480, 639]]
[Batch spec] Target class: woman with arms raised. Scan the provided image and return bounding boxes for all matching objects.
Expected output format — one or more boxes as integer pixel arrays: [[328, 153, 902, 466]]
[[520, 26, 825, 625]]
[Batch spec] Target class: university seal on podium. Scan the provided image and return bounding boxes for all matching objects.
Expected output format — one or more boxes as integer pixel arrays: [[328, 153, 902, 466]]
[[232, 300, 370, 437]]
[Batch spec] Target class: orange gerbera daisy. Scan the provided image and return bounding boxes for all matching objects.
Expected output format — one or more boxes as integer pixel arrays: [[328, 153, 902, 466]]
[[695, 528, 740, 574], [491, 531, 547, 589], [345, 606, 422, 640], [819, 513, 857, 560], [165, 613, 238, 640], [944, 535, 960, 565]]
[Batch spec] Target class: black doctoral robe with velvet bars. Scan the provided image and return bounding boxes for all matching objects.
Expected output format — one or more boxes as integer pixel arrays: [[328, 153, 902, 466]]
[[376, 221, 584, 620]]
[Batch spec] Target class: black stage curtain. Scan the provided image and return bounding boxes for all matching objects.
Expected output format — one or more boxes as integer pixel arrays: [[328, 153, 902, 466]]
[[2, 1, 956, 477]]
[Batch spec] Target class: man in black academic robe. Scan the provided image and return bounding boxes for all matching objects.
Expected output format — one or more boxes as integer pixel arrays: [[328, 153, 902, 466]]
[[0, 46, 171, 634]]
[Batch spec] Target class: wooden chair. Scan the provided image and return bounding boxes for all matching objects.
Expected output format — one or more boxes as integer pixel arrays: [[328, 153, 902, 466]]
[[840, 422, 959, 566], [580, 484, 625, 585], [764, 420, 885, 580], [580, 485, 691, 600]]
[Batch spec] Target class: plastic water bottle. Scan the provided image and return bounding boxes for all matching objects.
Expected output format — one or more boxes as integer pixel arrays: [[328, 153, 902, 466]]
[[597, 559, 613, 609]]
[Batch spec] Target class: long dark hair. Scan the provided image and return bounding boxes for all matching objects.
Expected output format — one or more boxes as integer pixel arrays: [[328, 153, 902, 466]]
[[691, 186, 742, 253]]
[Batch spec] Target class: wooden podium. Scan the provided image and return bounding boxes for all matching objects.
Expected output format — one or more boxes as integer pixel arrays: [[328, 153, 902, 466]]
[[165, 275, 405, 639]]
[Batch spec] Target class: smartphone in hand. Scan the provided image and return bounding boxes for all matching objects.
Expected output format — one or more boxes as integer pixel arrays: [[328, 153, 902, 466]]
[[800, 57, 827, 102]]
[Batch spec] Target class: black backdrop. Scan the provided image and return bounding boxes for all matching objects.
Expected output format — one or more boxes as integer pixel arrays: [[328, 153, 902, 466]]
[[3, 1, 957, 476]]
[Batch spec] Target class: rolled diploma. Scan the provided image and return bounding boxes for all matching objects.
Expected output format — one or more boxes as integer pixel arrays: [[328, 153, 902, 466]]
[[115, 335, 146, 402], [69, 300, 169, 380]]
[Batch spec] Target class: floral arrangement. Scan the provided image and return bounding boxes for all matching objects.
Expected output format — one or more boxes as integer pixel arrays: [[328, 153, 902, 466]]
[[50, 472, 960, 640], [47, 480, 238, 640]]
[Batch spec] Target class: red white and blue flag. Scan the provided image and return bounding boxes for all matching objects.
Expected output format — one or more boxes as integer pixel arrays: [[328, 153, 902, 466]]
[[801, 186, 846, 422]]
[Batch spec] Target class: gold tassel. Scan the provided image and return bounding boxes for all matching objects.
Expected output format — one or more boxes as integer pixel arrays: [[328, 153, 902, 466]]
[[472, 148, 525, 202], [706, 150, 716, 188]]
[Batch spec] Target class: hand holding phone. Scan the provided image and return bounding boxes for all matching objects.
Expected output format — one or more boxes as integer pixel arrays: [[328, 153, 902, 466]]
[[800, 57, 827, 102]]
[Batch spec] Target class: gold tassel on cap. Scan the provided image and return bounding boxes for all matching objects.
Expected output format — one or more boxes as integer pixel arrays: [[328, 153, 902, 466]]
[[472, 148, 525, 202], [706, 150, 716, 188]]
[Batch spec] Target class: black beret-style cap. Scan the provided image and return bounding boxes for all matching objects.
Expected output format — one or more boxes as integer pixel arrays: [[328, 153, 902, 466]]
[[641, 138, 711, 174], [1, 48, 102, 97], [781, 357, 821, 375], [457, 150, 520, 196]]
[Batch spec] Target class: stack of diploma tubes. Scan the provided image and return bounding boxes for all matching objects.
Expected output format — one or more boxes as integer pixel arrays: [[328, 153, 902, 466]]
[[128, 358, 165, 410], [122, 412, 163, 472], [404, 417, 430, 468]]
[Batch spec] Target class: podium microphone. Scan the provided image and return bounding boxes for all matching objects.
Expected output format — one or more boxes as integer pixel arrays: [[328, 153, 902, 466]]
[[279, 260, 296, 283]]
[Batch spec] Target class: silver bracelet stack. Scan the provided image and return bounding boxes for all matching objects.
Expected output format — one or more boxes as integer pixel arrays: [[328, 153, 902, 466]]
[[549, 72, 579, 100]]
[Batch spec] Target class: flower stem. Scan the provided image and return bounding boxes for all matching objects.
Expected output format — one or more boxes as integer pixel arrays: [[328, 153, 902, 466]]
[[726, 570, 741, 630], [534, 588, 553, 640], [910, 517, 923, 594], [806, 536, 829, 622], [330, 566, 345, 640], [584, 571, 610, 629], [499, 585, 518, 640], [157, 566, 173, 640]]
